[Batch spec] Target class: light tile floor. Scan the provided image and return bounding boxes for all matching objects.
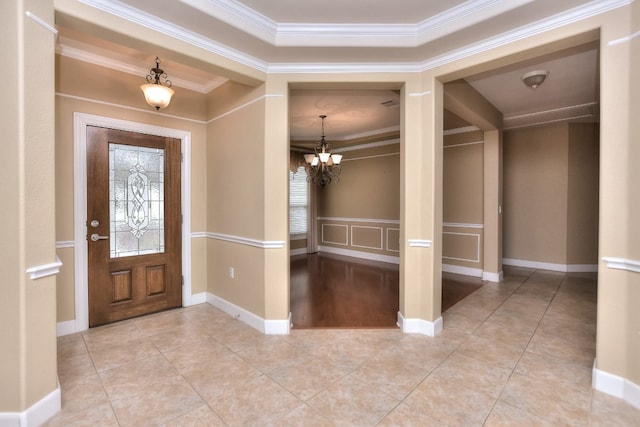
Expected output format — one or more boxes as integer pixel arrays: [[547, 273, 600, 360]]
[[46, 267, 640, 426]]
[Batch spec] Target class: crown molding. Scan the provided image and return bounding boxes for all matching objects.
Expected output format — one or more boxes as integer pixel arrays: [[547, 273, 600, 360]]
[[443, 126, 481, 136], [56, 42, 227, 93], [503, 102, 599, 129], [418, 0, 631, 72], [77, 0, 268, 72], [331, 138, 400, 154], [340, 126, 400, 142], [180, 0, 278, 44], [179, 0, 534, 48], [269, 0, 631, 74], [75, 0, 630, 75], [413, 0, 533, 47], [267, 62, 423, 74], [275, 23, 416, 47]]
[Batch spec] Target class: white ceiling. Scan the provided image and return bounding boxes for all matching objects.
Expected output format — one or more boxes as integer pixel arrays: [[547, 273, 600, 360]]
[[290, 90, 400, 141], [55, 0, 609, 138], [465, 42, 599, 130]]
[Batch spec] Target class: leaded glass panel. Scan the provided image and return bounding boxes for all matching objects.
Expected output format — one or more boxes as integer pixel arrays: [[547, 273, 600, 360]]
[[109, 143, 165, 258]]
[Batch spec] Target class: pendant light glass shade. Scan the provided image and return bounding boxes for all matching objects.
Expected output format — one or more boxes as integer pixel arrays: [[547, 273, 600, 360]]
[[318, 152, 331, 163], [140, 83, 174, 110]]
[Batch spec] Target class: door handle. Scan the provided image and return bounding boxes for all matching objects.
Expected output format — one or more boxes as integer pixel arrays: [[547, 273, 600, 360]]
[[90, 233, 109, 242]]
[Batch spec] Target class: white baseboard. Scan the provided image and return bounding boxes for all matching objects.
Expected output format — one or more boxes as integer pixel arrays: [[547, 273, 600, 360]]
[[443, 264, 482, 278], [190, 292, 207, 305], [567, 264, 599, 273], [318, 245, 399, 264], [265, 312, 292, 335], [206, 293, 290, 335], [397, 311, 443, 337], [482, 270, 503, 282], [503, 258, 598, 273], [0, 384, 61, 427], [442, 264, 503, 283], [593, 361, 640, 410], [290, 248, 307, 256], [56, 319, 79, 337]]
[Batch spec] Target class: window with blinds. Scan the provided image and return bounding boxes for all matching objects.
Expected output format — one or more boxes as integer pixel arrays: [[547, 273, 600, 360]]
[[289, 166, 308, 235]]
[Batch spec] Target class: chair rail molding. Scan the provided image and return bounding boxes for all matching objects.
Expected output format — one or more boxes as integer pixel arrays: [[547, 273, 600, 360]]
[[602, 257, 640, 273]]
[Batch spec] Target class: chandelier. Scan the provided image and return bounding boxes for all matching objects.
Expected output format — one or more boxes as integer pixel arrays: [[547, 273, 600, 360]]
[[140, 57, 174, 110], [304, 115, 342, 187]]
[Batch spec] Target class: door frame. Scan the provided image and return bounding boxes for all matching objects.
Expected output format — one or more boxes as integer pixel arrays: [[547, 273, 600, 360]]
[[73, 112, 192, 332]]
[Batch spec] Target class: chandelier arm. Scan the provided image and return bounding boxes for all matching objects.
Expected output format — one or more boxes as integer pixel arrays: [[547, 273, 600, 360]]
[[305, 114, 341, 187]]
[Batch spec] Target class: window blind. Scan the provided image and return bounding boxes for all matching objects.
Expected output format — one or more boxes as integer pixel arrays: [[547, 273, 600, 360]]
[[289, 166, 308, 234]]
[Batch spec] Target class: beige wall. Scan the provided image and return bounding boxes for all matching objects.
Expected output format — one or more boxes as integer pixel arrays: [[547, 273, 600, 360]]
[[426, 7, 638, 388], [290, 237, 307, 252], [4, 2, 639, 416], [567, 124, 600, 264], [627, 0, 640, 386], [483, 129, 503, 276], [1, 0, 58, 412], [504, 124, 570, 263], [596, 3, 639, 385], [318, 143, 400, 220], [442, 84, 503, 279], [503, 123, 599, 266], [443, 131, 484, 271], [53, 0, 640, 395], [206, 82, 270, 317], [55, 55, 210, 322], [317, 142, 400, 259], [443, 131, 484, 225]]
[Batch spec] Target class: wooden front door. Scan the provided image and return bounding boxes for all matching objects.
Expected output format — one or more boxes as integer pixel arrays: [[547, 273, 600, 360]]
[[87, 126, 182, 327]]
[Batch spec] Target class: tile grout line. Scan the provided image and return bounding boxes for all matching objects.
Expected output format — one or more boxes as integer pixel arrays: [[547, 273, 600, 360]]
[[392, 270, 536, 425], [482, 270, 570, 425], [477, 267, 548, 425], [81, 331, 124, 426]]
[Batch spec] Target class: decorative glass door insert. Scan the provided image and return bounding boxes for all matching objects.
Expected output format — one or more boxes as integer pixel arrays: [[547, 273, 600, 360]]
[[109, 143, 164, 258]]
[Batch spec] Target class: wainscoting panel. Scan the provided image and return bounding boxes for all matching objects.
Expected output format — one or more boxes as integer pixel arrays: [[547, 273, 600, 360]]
[[321, 224, 349, 246], [318, 217, 400, 259], [386, 228, 400, 252], [351, 226, 383, 250], [442, 223, 483, 270]]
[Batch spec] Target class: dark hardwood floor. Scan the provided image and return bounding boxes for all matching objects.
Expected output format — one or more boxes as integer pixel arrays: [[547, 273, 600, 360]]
[[290, 253, 484, 328], [441, 271, 485, 312]]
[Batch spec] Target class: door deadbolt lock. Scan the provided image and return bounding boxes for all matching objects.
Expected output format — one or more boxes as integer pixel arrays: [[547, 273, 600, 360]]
[[90, 219, 100, 228]]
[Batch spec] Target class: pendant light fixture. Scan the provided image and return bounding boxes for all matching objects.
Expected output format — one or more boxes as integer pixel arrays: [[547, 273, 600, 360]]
[[304, 115, 342, 187], [140, 57, 174, 110]]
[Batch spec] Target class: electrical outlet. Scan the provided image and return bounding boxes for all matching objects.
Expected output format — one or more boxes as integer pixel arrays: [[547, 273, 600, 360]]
[[229, 267, 235, 279]]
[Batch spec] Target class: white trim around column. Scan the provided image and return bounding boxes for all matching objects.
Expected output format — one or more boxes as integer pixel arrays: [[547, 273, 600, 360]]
[[0, 385, 60, 427], [593, 360, 640, 410], [397, 311, 443, 337]]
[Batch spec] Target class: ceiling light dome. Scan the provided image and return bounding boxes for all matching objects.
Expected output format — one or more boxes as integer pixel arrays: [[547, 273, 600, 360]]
[[521, 70, 549, 90]]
